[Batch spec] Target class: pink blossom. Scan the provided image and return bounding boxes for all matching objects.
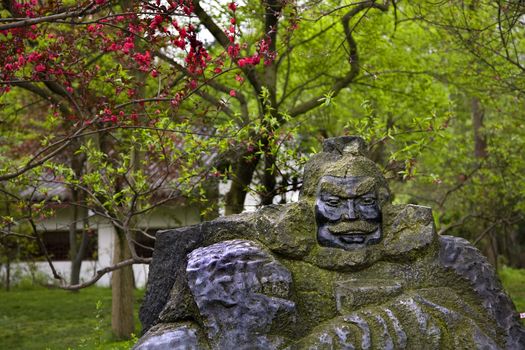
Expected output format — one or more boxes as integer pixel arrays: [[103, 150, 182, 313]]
[[182, 5, 193, 16], [122, 41, 134, 54], [174, 39, 185, 49], [228, 2, 237, 12], [27, 52, 42, 62], [227, 44, 240, 58], [149, 15, 163, 30], [237, 54, 260, 67], [35, 63, 46, 72], [107, 42, 122, 52], [134, 51, 151, 68], [235, 74, 244, 82], [179, 27, 187, 39]]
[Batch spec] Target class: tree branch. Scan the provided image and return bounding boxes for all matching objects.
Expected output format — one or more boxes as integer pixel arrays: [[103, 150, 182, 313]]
[[10, 81, 72, 117], [56, 257, 151, 290], [191, 0, 263, 97], [0, 117, 96, 182], [287, 0, 389, 118], [154, 50, 250, 121], [263, 0, 283, 106], [0, 2, 101, 31]]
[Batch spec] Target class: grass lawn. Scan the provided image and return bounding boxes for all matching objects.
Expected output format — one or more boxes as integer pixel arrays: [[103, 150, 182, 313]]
[[0, 286, 144, 350], [499, 266, 525, 316], [0, 268, 523, 349]]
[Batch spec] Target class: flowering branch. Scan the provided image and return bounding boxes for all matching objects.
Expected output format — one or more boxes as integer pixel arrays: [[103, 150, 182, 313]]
[[0, 2, 102, 31]]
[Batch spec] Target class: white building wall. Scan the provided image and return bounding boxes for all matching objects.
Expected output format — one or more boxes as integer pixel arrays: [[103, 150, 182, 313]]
[[8, 185, 299, 289], [93, 204, 202, 288], [96, 223, 115, 287], [9, 203, 202, 288], [9, 206, 100, 287]]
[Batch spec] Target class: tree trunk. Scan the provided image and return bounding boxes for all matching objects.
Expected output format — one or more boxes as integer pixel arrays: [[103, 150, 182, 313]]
[[200, 178, 220, 221], [488, 232, 499, 270], [472, 97, 487, 158], [69, 138, 88, 285], [69, 202, 81, 286], [225, 154, 261, 215], [70, 227, 90, 286], [111, 229, 135, 339], [260, 154, 277, 206], [3, 194, 13, 291], [471, 97, 498, 266], [5, 258, 10, 291], [369, 114, 394, 165]]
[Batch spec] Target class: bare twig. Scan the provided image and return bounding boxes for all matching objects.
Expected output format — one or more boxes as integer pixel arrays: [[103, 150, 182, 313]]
[[438, 214, 475, 235], [57, 257, 150, 290]]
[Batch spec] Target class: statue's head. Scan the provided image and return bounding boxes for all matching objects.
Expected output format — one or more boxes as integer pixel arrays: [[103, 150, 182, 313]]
[[301, 136, 390, 250]]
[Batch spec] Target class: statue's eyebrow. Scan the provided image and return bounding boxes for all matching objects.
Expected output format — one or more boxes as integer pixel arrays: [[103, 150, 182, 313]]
[[318, 182, 349, 197], [354, 177, 375, 195], [318, 176, 376, 197]]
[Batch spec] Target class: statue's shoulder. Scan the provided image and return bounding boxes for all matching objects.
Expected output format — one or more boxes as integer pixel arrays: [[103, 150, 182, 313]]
[[254, 201, 317, 258], [383, 203, 434, 232], [439, 235, 525, 348], [438, 235, 499, 286], [147, 214, 259, 289], [154, 210, 258, 246], [379, 204, 438, 259]]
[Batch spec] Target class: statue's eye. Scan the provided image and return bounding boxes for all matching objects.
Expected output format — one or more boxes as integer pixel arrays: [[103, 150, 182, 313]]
[[360, 197, 376, 205], [325, 197, 341, 206]]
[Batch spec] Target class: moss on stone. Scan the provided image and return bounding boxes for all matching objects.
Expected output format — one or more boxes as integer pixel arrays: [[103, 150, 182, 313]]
[[138, 137, 524, 349]]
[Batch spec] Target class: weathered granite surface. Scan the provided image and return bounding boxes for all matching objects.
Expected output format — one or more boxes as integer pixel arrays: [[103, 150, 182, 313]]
[[135, 136, 525, 349], [186, 239, 296, 349]]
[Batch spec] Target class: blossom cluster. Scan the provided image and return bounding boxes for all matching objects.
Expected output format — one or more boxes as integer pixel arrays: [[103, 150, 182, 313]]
[[0, 0, 291, 125]]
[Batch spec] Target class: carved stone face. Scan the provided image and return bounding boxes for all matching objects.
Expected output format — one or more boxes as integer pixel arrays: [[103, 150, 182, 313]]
[[315, 175, 382, 250]]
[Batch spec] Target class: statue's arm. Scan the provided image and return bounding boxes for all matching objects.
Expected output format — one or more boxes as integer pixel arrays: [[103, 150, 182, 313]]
[[298, 287, 505, 349], [298, 236, 525, 349], [439, 235, 525, 349], [133, 322, 210, 350], [139, 213, 259, 334], [139, 225, 204, 334]]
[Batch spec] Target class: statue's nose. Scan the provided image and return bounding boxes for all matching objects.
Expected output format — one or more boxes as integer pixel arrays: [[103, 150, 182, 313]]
[[343, 199, 358, 220]]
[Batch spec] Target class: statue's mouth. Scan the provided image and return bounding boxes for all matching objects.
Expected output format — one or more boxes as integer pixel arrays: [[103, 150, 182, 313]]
[[318, 219, 382, 249], [338, 234, 366, 244]]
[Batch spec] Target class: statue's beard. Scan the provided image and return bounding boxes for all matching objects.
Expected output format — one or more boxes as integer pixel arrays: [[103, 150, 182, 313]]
[[326, 221, 379, 235]]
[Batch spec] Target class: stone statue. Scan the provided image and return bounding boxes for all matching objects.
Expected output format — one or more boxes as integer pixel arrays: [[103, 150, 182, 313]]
[[134, 136, 525, 349]]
